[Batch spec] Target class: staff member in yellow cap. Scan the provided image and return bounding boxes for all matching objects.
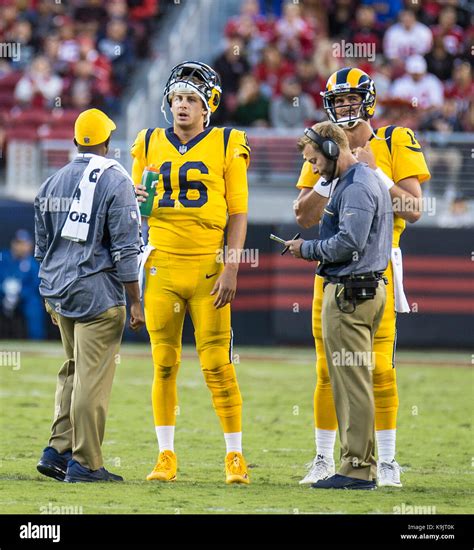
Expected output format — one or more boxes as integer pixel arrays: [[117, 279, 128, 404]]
[[35, 108, 145, 483]]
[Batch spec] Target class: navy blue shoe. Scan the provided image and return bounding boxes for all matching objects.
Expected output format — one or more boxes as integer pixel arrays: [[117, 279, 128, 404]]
[[311, 473, 376, 490], [64, 459, 124, 483], [37, 446, 72, 481]]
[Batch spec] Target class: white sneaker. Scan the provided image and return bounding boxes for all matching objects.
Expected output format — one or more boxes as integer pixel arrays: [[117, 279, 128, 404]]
[[299, 454, 335, 485], [377, 459, 402, 487]]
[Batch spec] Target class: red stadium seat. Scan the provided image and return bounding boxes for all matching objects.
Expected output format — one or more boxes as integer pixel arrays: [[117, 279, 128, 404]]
[[6, 126, 38, 141], [0, 71, 22, 92], [9, 108, 51, 127], [0, 92, 15, 111], [40, 126, 73, 140], [48, 109, 82, 127]]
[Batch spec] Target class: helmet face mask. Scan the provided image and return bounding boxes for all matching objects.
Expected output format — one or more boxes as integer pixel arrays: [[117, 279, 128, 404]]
[[162, 61, 222, 127], [322, 69, 376, 130]]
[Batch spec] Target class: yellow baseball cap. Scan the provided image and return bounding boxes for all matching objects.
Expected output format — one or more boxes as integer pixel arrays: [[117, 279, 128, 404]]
[[74, 108, 117, 146]]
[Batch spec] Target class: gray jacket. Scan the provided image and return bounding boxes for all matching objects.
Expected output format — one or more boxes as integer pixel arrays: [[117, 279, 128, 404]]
[[301, 163, 393, 278], [34, 154, 141, 320]]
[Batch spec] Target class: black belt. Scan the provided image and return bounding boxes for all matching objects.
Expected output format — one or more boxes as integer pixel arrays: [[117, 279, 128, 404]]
[[324, 272, 384, 285]]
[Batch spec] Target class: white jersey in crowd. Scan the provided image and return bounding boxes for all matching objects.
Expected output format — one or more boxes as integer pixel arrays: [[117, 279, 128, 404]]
[[383, 22, 433, 60], [390, 73, 444, 110]]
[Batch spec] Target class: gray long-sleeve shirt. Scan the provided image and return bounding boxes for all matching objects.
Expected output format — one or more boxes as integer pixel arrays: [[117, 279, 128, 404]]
[[34, 153, 141, 320], [301, 162, 393, 278]]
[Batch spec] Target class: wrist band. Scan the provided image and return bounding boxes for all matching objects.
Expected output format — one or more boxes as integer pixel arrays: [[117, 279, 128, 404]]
[[375, 167, 395, 190]]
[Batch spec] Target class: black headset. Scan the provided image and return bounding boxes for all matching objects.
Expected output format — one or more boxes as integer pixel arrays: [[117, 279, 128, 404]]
[[304, 127, 340, 161]]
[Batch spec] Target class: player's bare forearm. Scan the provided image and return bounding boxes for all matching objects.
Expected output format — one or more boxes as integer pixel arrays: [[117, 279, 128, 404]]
[[390, 177, 422, 223], [294, 188, 327, 228], [225, 212, 248, 273], [211, 213, 247, 308]]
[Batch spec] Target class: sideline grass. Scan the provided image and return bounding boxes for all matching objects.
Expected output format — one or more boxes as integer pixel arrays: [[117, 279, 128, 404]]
[[0, 342, 472, 514]]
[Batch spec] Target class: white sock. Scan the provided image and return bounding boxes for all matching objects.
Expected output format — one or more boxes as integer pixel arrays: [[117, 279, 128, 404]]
[[155, 426, 175, 452], [224, 432, 242, 454], [376, 429, 396, 462], [316, 428, 336, 460]]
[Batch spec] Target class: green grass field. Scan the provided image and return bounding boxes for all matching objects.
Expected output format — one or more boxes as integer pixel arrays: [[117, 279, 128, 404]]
[[0, 342, 472, 514]]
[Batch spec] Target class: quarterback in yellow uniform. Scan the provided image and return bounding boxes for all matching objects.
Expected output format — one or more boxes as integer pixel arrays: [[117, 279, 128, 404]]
[[293, 68, 430, 487], [131, 61, 250, 484]]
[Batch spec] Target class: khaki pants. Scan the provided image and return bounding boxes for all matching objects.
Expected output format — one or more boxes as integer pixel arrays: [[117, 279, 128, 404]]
[[45, 303, 126, 470], [322, 281, 386, 481]]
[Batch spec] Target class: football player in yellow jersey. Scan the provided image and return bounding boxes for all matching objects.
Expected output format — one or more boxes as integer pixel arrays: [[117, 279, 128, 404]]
[[131, 61, 250, 484], [293, 67, 430, 487]]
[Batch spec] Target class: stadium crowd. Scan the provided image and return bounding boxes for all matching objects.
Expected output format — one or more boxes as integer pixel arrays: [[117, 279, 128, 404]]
[[212, 0, 473, 132], [0, 0, 171, 163]]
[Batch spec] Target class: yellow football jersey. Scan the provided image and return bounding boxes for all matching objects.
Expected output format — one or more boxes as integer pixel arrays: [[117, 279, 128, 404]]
[[131, 127, 250, 255], [296, 125, 431, 247]]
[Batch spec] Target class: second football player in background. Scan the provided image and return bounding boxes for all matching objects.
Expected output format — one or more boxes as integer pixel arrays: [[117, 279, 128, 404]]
[[294, 68, 430, 488]]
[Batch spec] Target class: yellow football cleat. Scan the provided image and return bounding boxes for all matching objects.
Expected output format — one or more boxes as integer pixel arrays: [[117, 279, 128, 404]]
[[225, 451, 250, 484], [146, 450, 177, 481]]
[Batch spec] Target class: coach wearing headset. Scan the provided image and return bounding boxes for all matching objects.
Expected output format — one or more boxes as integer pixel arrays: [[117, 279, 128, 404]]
[[285, 121, 393, 490]]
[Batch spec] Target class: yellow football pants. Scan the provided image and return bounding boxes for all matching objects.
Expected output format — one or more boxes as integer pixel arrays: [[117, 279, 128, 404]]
[[313, 261, 398, 431], [144, 250, 242, 434]]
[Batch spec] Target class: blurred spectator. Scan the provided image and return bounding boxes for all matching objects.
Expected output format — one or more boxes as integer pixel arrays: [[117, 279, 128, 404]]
[[390, 55, 443, 111], [294, 57, 326, 109], [432, 6, 465, 56], [370, 59, 392, 101], [233, 74, 270, 126], [349, 5, 383, 55], [0, 4, 19, 43], [361, 0, 403, 26], [444, 61, 474, 119], [57, 17, 80, 64], [462, 101, 474, 132], [327, 0, 354, 39], [226, 0, 273, 39], [14, 56, 63, 109], [254, 44, 294, 97], [73, 0, 107, 28], [43, 35, 70, 77], [213, 37, 251, 125], [0, 230, 45, 340], [405, 0, 441, 27], [274, 1, 315, 60], [312, 38, 344, 81], [98, 18, 135, 92], [225, 0, 273, 66], [128, 0, 159, 21], [424, 36, 455, 82], [270, 75, 316, 128], [214, 37, 251, 95], [420, 98, 463, 195], [438, 193, 473, 228], [24, 0, 66, 39], [6, 19, 37, 70], [383, 9, 432, 60]]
